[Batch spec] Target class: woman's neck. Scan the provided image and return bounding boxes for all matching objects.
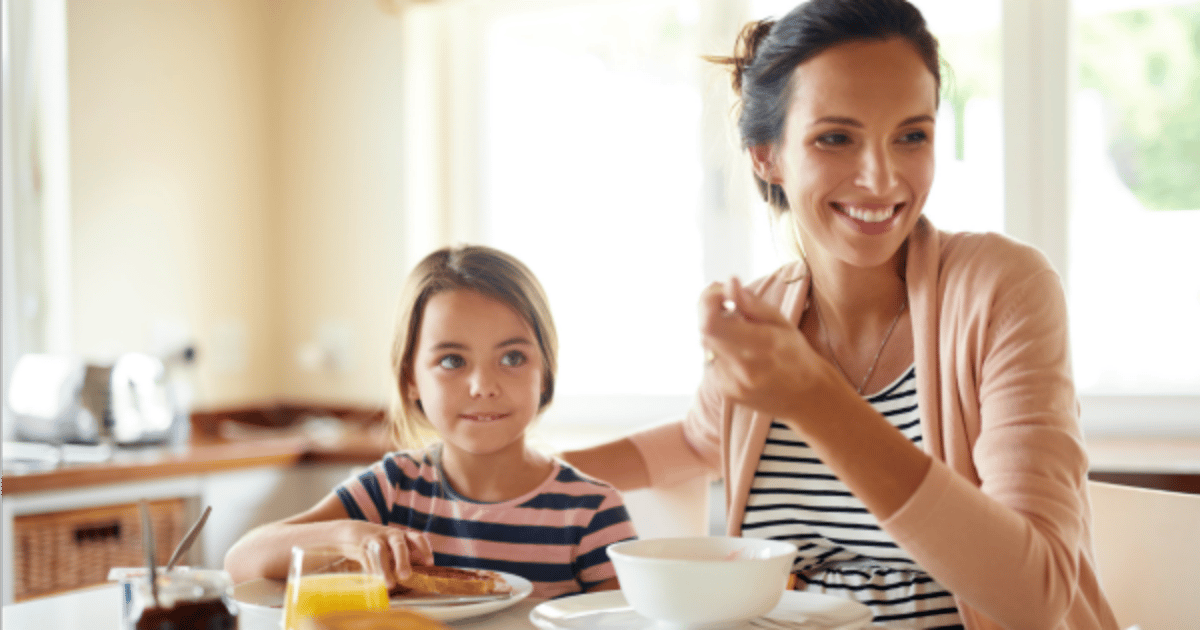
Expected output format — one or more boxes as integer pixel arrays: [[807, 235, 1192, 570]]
[[804, 245, 908, 343], [437, 440, 554, 503]]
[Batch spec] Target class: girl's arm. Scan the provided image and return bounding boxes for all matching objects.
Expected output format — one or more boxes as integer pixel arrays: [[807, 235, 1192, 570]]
[[588, 577, 621, 592], [222, 491, 433, 588]]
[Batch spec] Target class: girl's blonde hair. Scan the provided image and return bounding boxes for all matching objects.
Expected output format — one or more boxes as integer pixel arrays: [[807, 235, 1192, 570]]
[[389, 245, 558, 449]]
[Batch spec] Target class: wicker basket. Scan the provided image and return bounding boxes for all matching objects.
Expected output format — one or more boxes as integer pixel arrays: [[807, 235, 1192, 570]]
[[12, 498, 188, 601]]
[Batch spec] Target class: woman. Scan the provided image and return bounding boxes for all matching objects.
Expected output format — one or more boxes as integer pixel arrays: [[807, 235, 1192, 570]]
[[563, 1, 1118, 628]]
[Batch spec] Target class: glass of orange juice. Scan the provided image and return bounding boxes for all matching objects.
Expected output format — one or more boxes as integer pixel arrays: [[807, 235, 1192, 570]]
[[282, 542, 389, 630]]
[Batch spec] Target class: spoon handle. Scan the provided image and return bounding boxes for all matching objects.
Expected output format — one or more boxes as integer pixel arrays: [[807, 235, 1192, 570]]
[[166, 505, 212, 570], [139, 500, 160, 608]]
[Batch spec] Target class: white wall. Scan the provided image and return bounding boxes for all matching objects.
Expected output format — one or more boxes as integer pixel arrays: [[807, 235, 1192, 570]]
[[66, 0, 414, 411], [272, 0, 409, 408]]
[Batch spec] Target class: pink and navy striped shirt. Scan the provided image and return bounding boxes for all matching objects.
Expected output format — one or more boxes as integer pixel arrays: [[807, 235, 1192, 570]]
[[336, 445, 637, 598]]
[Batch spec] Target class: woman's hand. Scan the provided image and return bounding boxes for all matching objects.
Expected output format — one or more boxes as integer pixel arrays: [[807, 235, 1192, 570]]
[[699, 277, 839, 421]]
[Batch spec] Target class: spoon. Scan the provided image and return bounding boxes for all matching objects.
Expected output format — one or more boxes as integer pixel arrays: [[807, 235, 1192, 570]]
[[138, 500, 160, 609], [166, 505, 212, 570]]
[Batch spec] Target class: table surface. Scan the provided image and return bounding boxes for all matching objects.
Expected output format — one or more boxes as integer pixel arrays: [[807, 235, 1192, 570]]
[[0, 583, 543, 630]]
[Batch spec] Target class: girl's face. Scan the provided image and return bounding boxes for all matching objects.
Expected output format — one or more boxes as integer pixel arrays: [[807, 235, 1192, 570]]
[[407, 289, 544, 458], [754, 37, 938, 271]]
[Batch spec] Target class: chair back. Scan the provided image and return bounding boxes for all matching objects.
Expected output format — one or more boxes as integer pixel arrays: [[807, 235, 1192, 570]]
[[1088, 480, 1200, 630]]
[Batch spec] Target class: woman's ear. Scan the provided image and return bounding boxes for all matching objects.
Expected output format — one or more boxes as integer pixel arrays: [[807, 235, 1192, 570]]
[[748, 144, 779, 184]]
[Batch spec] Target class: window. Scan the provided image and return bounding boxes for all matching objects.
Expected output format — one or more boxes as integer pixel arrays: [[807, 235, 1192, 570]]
[[1069, 0, 1200, 397], [414, 0, 1198, 436], [1, 0, 72, 440]]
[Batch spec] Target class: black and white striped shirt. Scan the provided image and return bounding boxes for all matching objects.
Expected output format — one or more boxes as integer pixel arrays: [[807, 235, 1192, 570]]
[[741, 366, 964, 629]]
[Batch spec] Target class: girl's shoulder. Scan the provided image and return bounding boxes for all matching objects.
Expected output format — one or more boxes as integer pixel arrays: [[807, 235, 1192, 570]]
[[548, 458, 624, 495], [376, 445, 441, 477]]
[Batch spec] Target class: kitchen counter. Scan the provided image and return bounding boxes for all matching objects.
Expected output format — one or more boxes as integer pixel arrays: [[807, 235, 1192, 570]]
[[1085, 435, 1200, 494], [1, 418, 393, 495], [5, 418, 1200, 496]]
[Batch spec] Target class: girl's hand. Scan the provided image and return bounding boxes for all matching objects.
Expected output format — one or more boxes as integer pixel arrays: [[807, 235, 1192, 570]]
[[342, 521, 434, 589], [699, 277, 837, 421]]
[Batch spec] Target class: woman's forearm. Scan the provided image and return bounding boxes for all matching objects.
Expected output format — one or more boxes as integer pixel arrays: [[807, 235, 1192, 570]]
[[783, 386, 931, 520]]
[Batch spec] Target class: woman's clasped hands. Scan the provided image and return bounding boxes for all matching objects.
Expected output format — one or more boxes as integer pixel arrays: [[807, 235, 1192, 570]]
[[700, 277, 846, 422]]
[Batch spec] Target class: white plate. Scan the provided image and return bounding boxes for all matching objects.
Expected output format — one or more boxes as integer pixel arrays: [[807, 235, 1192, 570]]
[[528, 590, 871, 630], [233, 569, 533, 623], [393, 570, 532, 622]]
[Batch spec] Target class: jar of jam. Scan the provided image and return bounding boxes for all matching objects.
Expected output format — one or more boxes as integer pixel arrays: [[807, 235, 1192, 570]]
[[129, 569, 239, 630]]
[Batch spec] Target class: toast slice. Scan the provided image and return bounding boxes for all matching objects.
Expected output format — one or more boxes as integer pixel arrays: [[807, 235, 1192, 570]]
[[391, 566, 513, 597]]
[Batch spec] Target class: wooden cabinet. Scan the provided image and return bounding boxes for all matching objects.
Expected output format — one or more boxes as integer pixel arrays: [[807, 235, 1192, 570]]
[[10, 498, 189, 601]]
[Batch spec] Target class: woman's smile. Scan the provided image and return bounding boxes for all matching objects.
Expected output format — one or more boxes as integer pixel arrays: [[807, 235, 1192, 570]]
[[831, 201, 907, 235]]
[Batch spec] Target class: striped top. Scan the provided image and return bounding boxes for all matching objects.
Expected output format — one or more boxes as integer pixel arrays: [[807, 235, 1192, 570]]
[[336, 445, 637, 599], [741, 366, 964, 629]]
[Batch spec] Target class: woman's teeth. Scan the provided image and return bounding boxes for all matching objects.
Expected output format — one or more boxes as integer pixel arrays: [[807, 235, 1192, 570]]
[[841, 205, 897, 223]]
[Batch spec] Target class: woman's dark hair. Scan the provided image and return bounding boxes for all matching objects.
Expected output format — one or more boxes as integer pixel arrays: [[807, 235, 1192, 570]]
[[710, 0, 941, 213]]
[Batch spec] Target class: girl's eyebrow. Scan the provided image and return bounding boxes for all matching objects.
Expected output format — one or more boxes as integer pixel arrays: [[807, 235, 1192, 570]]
[[496, 336, 534, 349], [429, 337, 533, 351]]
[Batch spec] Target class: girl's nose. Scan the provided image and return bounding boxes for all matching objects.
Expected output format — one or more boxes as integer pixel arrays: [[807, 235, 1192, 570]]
[[468, 366, 500, 398], [855, 144, 898, 194]]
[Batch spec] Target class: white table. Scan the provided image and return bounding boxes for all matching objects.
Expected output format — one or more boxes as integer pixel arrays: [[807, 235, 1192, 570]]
[[1, 583, 543, 630]]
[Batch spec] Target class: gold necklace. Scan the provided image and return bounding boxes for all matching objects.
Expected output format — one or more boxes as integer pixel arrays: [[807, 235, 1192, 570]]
[[812, 293, 907, 395]]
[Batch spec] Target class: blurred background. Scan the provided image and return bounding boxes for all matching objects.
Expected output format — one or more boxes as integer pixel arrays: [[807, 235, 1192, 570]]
[[4, 0, 1199, 441]]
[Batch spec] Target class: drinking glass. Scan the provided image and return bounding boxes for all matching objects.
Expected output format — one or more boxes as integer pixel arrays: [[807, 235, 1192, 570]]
[[282, 542, 389, 630]]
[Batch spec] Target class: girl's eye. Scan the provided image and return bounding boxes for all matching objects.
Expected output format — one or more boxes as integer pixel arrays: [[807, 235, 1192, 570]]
[[500, 350, 527, 367], [815, 132, 852, 148], [437, 354, 465, 370]]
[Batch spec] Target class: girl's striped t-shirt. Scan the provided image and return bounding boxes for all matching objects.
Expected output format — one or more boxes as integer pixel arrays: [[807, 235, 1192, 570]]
[[336, 445, 637, 599], [741, 366, 964, 629]]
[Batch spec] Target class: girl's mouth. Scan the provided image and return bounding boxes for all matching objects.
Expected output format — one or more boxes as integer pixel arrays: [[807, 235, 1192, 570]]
[[832, 202, 905, 236], [461, 413, 508, 422]]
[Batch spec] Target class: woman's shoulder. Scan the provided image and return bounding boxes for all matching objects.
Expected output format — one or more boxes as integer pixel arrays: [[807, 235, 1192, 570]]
[[934, 228, 1059, 291], [745, 260, 808, 305]]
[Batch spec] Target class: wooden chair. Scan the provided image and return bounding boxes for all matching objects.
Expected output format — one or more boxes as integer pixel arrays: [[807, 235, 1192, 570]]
[[1088, 480, 1200, 630]]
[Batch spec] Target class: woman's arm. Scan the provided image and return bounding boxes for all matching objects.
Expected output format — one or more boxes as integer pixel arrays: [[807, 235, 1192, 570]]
[[700, 278, 931, 520], [223, 492, 433, 588], [560, 437, 650, 491]]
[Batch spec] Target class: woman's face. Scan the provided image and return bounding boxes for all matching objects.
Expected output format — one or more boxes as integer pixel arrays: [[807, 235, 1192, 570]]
[[755, 37, 938, 271]]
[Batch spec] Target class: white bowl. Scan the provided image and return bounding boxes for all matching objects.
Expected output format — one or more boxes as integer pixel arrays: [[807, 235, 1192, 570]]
[[608, 536, 798, 629]]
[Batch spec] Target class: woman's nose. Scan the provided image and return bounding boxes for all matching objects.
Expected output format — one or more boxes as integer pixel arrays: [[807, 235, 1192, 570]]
[[854, 144, 898, 194]]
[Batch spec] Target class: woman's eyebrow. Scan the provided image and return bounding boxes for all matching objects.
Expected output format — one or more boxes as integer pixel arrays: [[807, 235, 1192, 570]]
[[811, 114, 935, 128]]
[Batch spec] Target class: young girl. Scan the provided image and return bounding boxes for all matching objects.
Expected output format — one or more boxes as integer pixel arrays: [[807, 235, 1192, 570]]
[[225, 245, 637, 599]]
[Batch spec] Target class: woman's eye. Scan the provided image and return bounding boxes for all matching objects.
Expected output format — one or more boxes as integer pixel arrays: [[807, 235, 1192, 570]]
[[437, 354, 465, 370], [815, 132, 852, 147], [500, 350, 527, 367], [898, 129, 929, 145]]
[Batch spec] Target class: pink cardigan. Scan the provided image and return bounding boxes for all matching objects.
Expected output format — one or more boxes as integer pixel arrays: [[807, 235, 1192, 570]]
[[628, 218, 1118, 629]]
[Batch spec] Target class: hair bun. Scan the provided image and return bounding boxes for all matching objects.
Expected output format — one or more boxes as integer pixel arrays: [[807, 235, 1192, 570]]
[[729, 19, 775, 93]]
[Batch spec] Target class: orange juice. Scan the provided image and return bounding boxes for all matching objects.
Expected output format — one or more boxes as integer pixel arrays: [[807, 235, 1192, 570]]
[[283, 573, 389, 630]]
